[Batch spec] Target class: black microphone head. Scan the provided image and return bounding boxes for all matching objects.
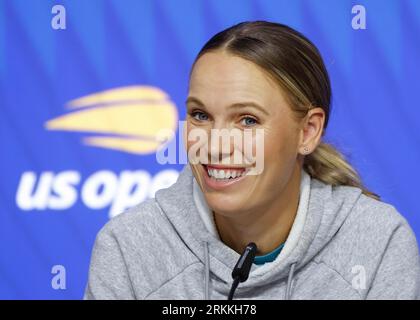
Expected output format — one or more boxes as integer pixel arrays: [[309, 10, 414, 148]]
[[232, 242, 258, 282]]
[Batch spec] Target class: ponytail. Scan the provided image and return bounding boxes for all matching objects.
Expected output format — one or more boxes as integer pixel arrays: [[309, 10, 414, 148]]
[[304, 142, 380, 200]]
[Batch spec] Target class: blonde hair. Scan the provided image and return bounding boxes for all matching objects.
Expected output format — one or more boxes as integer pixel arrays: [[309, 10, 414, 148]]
[[304, 142, 380, 200], [193, 20, 380, 200]]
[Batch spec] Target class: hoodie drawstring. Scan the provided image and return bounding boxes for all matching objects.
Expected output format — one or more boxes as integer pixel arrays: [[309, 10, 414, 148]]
[[203, 241, 210, 300], [203, 241, 297, 300], [285, 262, 297, 300]]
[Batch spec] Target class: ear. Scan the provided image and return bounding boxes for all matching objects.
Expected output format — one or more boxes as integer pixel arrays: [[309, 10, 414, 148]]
[[298, 107, 325, 155]]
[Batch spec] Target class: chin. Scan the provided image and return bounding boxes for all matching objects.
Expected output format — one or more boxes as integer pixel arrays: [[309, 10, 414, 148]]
[[205, 193, 251, 216]]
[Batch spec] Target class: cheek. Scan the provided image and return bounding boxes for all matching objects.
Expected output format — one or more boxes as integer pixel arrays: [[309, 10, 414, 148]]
[[185, 125, 207, 185], [263, 125, 299, 169], [183, 122, 188, 150], [185, 122, 208, 155]]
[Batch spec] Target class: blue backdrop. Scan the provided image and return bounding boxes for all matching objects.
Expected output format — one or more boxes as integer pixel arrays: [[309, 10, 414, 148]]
[[0, 0, 419, 299]]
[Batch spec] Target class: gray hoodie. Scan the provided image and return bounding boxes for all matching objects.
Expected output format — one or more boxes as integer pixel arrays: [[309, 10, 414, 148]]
[[84, 164, 420, 300]]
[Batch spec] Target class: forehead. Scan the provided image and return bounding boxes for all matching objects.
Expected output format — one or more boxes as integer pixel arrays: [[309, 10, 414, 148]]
[[189, 51, 286, 107]]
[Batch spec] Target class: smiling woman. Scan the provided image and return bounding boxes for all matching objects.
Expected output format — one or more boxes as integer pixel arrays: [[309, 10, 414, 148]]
[[85, 21, 420, 300], [184, 21, 379, 256]]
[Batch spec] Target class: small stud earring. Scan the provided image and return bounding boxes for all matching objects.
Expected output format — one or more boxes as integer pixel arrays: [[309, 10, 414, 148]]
[[302, 146, 309, 154]]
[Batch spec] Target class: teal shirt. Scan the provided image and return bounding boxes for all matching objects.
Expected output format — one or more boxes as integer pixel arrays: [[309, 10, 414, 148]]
[[253, 243, 285, 265]]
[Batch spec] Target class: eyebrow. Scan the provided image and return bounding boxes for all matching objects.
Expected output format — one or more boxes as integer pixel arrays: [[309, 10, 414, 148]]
[[185, 96, 269, 116]]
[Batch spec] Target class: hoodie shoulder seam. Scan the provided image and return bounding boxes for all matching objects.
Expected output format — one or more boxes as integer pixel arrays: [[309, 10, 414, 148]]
[[312, 259, 363, 299], [143, 262, 202, 299]]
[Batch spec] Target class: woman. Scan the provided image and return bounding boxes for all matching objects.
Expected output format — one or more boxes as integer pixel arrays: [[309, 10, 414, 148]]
[[85, 21, 420, 300]]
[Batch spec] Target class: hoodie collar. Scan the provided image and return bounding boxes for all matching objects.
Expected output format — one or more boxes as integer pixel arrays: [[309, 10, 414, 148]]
[[154, 164, 363, 291], [192, 166, 312, 266]]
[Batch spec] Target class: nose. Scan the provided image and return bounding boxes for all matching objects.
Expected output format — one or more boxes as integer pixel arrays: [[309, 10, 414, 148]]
[[208, 124, 239, 165]]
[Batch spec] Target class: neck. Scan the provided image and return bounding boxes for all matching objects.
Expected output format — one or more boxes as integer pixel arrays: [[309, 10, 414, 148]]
[[214, 165, 302, 256]]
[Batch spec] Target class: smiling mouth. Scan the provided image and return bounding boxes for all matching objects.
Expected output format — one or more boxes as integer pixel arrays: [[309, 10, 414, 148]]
[[202, 164, 250, 181]]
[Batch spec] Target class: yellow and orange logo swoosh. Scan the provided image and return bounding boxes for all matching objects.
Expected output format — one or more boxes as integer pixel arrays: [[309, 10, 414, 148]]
[[45, 85, 178, 154]]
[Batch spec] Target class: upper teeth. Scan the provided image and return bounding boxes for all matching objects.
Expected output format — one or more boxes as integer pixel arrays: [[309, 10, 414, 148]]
[[207, 168, 245, 179]]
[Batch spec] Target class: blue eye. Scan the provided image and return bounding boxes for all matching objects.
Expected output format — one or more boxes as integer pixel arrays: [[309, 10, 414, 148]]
[[241, 117, 258, 126], [191, 111, 209, 121]]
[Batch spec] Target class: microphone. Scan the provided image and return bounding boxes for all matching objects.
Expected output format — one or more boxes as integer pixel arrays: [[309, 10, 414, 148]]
[[228, 242, 257, 300]]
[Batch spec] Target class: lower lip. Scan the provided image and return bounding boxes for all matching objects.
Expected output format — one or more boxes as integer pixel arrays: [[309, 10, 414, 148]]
[[201, 165, 248, 190]]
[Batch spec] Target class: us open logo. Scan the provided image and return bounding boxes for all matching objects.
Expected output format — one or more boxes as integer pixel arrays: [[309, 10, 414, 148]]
[[45, 85, 178, 154], [16, 86, 180, 218]]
